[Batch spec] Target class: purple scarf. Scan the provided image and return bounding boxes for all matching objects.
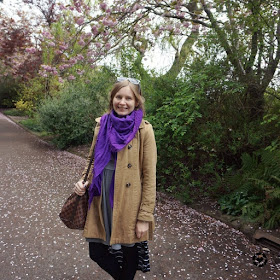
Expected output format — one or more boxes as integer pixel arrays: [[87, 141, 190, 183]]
[[88, 109, 143, 208]]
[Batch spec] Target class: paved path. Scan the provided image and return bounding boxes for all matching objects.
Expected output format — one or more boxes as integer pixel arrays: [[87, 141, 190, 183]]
[[0, 112, 279, 280]]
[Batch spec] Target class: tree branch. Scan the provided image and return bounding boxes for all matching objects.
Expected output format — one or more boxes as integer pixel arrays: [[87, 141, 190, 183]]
[[261, 10, 280, 91], [163, 1, 201, 79], [163, 29, 199, 79], [143, 6, 211, 28], [201, 0, 246, 78], [266, 90, 280, 101], [245, 31, 258, 74]]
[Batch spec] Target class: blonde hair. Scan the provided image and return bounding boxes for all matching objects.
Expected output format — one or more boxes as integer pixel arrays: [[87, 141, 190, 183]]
[[108, 80, 145, 115]]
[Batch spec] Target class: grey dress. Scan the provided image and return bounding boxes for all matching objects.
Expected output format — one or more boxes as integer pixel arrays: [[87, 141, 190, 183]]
[[86, 155, 134, 249]]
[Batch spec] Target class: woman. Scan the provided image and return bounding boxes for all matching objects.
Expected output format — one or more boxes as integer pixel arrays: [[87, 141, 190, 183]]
[[74, 77, 157, 280]]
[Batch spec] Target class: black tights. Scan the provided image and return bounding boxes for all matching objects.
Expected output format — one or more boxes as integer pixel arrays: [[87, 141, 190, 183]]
[[89, 242, 138, 280]]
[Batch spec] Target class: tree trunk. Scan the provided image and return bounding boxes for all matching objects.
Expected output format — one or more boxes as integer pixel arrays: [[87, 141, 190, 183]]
[[244, 84, 265, 120]]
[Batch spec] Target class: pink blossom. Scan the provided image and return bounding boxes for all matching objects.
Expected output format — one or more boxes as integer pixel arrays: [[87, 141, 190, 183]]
[[73, 0, 81, 7], [68, 75, 76, 81], [76, 54, 84, 61], [42, 31, 54, 40], [88, 58, 96, 63], [105, 43, 111, 50], [25, 47, 36, 54], [59, 43, 68, 51], [48, 42, 56, 47], [59, 65, 65, 71], [95, 42, 101, 48], [41, 65, 52, 72], [197, 247, 205, 252], [39, 69, 48, 78], [177, 11, 185, 17], [108, 20, 117, 27], [134, 4, 142, 10], [75, 17, 84, 25], [59, 4, 65, 10], [78, 39, 86, 46], [166, 25, 173, 31], [63, 64, 71, 69], [91, 25, 99, 36], [87, 50, 94, 57], [175, 4, 182, 11], [76, 69, 85, 75], [58, 77, 64, 83], [100, 2, 107, 10], [192, 24, 199, 31], [134, 24, 140, 32], [69, 57, 78, 65], [102, 18, 115, 27]]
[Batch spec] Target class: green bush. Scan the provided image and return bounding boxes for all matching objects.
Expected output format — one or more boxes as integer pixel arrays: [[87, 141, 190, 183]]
[[219, 149, 280, 229], [148, 60, 248, 199], [37, 68, 114, 149]]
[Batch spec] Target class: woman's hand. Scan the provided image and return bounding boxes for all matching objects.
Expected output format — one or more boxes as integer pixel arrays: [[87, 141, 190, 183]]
[[73, 179, 89, 196], [135, 220, 149, 239]]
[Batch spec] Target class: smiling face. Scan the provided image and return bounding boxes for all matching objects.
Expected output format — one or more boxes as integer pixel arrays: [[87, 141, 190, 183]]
[[112, 86, 137, 116]]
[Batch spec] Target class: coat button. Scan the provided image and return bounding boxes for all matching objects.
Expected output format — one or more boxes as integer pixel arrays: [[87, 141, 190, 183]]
[[126, 183, 131, 187], [127, 163, 132, 168], [128, 144, 132, 149]]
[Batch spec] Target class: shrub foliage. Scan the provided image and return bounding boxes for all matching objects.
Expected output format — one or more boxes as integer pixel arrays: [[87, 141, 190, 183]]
[[38, 68, 114, 148]]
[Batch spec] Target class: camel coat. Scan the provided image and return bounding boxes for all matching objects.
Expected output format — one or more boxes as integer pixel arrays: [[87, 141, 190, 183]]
[[81, 117, 157, 245]]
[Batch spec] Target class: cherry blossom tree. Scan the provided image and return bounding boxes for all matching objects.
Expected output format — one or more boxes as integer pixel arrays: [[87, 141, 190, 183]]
[[0, 10, 42, 81]]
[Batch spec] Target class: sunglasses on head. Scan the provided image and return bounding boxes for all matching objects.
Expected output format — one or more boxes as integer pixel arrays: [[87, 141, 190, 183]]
[[116, 77, 141, 93]]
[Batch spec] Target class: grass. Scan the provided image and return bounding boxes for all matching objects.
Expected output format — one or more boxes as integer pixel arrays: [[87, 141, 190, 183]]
[[19, 118, 44, 133], [3, 108, 27, 116]]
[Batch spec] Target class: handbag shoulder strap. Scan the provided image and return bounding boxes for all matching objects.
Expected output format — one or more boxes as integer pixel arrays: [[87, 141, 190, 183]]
[[82, 121, 101, 183], [82, 147, 95, 183]]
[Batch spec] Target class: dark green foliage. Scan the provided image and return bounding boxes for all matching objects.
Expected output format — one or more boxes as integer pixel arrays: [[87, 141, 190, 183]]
[[219, 149, 280, 229], [38, 68, 114, 149], [148, 60, 246, 198], [0, 76, 19, 108]]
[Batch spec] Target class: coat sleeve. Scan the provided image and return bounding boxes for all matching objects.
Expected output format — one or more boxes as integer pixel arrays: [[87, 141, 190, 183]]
[[137, 123, 157, 222]]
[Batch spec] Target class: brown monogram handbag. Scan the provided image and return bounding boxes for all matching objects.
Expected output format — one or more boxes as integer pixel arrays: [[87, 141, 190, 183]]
[[59, 150, 94, 230]]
